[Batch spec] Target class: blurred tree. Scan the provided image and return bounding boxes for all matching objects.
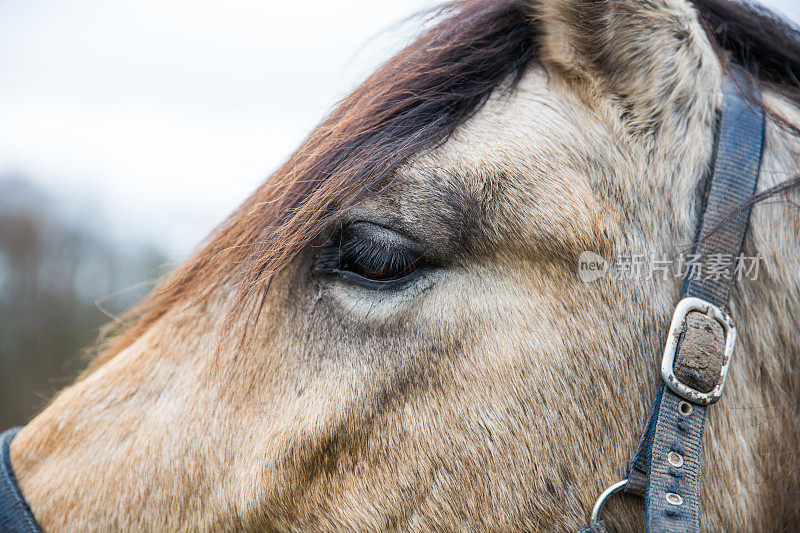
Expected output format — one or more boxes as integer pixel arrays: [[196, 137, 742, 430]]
[[0, 176, 168, 428]]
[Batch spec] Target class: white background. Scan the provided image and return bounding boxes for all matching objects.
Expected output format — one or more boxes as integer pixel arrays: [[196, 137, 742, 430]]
[[1, 1, 797, 257]]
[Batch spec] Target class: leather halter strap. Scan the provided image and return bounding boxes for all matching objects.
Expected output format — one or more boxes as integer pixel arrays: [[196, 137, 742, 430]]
[[1, 428, 41, 533], [585, 67, 765, 532]]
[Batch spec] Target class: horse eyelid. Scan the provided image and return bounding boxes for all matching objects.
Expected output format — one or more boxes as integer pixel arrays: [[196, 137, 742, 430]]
[[313, 225, 428, 288]]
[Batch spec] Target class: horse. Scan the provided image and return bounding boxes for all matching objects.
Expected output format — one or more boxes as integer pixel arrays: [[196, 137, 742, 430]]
[[4, 0, 799, 530]]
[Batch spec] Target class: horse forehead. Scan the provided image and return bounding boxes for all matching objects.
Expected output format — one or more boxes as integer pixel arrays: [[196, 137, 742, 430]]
[[378, 68, 614, 257]]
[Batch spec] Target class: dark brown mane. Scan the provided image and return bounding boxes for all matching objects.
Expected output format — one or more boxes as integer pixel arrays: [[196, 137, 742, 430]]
[[86, 0, 800, 370], [693, 0, 800, 103]]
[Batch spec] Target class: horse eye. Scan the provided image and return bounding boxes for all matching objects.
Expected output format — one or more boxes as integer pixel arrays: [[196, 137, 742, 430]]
[[339, 244, 418, 282], [319, 222, 426, 287]]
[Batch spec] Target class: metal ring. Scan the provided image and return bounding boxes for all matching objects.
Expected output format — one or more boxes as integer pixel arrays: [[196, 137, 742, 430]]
[[590, 479, 628, 526]]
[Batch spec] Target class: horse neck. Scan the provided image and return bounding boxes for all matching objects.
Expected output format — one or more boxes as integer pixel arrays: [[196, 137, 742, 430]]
[[739, 92, 800, 368], [707, 90, 800, 527]]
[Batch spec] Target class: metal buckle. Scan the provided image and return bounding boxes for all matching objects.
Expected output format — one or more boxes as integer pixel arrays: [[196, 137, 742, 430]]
[[661, 297, 736, 405]]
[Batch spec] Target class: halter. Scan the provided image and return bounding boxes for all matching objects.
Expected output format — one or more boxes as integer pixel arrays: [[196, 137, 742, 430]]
[[1, 428, 40, 532], [584, 67, 765, 532], [0, 69, 766, 533]]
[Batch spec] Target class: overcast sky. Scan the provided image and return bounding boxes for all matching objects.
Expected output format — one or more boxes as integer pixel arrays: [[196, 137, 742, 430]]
[[1, 0, 798, 257]]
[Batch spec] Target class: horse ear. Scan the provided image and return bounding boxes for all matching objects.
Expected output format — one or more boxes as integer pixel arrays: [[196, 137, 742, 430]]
[[523, 0, 721, 132]]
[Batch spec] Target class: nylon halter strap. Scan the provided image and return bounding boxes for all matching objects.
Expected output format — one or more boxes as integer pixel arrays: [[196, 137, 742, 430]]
[[586, 67, 765, 532], [0, 428, 41, 533]]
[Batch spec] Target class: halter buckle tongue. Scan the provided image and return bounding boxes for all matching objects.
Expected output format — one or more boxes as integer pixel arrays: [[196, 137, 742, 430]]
[[660, 297, 736, 405]]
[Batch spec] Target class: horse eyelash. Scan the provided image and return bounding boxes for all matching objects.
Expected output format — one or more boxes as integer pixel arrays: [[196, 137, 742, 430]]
[[314, 228, 423, 279]]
